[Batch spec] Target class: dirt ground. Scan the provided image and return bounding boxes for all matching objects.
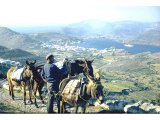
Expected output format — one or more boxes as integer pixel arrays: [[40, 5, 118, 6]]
[[0, 80, 105, 114]]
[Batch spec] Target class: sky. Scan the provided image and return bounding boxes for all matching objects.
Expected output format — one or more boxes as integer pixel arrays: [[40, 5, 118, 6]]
[[0, 0, 160, 27]]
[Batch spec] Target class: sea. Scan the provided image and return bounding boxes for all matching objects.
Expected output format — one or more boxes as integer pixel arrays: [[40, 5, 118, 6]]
[[78, 39, 160, 54]]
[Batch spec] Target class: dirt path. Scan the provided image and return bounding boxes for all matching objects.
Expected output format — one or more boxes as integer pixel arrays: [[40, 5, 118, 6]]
[[0, 80, 105, 114], [0, 87, 47, 113]]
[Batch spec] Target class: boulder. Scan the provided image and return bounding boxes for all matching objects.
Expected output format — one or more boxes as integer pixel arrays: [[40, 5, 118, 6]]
[[121, 89, 129, 95], [124, 101, 146, 113], [140, 102, 160, 113], [105, 100, 132, 112]]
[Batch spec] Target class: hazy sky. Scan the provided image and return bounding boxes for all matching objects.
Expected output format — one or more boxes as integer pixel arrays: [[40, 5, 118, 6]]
[[0, 0, 159, 27]]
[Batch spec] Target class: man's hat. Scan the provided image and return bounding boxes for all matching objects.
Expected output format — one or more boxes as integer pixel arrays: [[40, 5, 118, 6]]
[[46, 53, 54, 60]]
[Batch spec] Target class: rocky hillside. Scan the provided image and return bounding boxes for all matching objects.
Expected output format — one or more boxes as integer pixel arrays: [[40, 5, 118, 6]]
[[0, 27, 35, 49], [0, 27, 82, 56], [0, 45, 42, 64]]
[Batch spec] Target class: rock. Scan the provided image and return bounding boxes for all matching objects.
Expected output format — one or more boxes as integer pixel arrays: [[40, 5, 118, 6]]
[[94, 100, 109, 110], [140, 102, 160, 113], [100, 103, 109, 110], [105, 100, 131, 112], [121, 89, 129, 95], [124, 101, 146, 113]]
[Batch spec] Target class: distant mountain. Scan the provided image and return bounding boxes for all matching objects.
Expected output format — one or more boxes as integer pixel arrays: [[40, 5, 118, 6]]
[[0, 27, 81, 51], [0, 27, 34, 49], [0, 20, 160, 52], [62, 20, 113, 36], [62, 20, 160, 45], [0, 45, 41, 64], [0, 48, 34, 59], [129, 28, 160, 46], [0, 45, 9, 52]]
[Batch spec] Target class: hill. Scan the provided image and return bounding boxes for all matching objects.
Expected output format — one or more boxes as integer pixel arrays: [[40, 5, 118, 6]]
[[0, 27, 82, 57], [0, 27, 35, 50], [129, 29, 160, 46], [0, 45, 42, 64], [62, 20, 160, 46]]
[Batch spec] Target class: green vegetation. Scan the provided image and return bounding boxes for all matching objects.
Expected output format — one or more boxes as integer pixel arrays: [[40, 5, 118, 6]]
[[0, 102, 20, 113], [0, 64, 10, 79]]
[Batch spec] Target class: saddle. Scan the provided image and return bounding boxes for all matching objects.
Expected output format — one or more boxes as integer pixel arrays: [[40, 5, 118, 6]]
[[61, 78, 87, 104], [11, 67, 25, 81], [80, 78, 87, 97]]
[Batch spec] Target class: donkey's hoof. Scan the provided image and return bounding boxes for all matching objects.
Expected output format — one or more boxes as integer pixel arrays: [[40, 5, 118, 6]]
[[42, 100, 45, 104], [28, 100, 33, 104], [35, 104, 39, 108]]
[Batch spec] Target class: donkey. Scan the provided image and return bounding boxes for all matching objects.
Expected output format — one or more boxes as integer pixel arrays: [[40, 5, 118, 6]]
[[59, 73, 104, 113], [57, 59, 94, 94], [31, 64, 45, 107], [6, 60, 37, 106], [59, 59, 104, 113], [70, 59, 94, 78]]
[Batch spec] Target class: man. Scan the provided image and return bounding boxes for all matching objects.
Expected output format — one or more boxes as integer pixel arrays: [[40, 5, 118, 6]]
[[42, 53, 62, 113]]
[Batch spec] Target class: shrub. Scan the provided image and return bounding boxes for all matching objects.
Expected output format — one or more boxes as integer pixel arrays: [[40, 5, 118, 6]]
[[156, 93, 160, 105]]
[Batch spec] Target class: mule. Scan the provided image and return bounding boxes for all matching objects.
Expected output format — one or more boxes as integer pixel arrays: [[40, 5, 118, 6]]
[[31, 65, 45, 107], [59, 74, 104, 113], [70, 59, 94, 78], [6, 60, 37, 106]]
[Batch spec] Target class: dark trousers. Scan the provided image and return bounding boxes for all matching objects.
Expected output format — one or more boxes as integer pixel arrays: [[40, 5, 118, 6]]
[[47, 82, 60, 113]]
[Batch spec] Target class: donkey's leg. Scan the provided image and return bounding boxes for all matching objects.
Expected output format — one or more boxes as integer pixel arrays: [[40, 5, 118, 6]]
[[29, 82, 33, 104], [82, 106, 86, 113], [80, 102, 87, 113], [8, 81, 11, 96], [38, 80, 45, 104], [33, 82, 38, 108], [60, 98, 66, 113], [60, 100, 63, 113], [10, 81, 15, 100], [23, 83, 27, 105], [75, 105, 79, 113], [56, 95, 60, 113]]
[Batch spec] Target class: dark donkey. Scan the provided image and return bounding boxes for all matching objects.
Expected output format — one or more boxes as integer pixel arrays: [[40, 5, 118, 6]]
[[30, 64, 45, 108], [7, 60, 37, 106], [70, 59, 94, 78], [57, 58, 95, 93]]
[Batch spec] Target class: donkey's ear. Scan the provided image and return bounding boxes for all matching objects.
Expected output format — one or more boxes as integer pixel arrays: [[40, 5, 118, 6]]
[[78, 63, 85, 67], [90, 60, 94, 63], [26, 60, 29, 65], [33, 60, 36, 64]]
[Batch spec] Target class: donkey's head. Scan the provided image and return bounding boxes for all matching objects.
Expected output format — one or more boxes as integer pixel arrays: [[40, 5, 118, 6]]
[[63, 58, 71, 75], [87, 75, 104, 104], [25, 60, 37, 78], [76, 59, 94, 78]]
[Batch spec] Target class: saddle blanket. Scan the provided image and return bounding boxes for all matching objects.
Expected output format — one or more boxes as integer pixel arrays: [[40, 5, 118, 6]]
[[54, 61, 63, 69], [62, 79, 81, 104], [11, 67, 25, 81], [62, 79, 81, 94]]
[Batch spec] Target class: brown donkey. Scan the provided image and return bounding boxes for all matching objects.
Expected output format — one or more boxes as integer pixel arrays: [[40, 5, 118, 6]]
[[59, 60, 104, 113], [59, 74, 104, 113], [7, 60, 37, 106]]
